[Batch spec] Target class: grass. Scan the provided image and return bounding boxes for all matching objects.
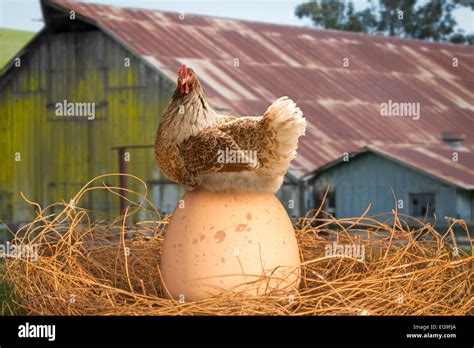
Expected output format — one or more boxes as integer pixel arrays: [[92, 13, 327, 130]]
[[0, 27, 36, 69], [0, 260, 15, 315]]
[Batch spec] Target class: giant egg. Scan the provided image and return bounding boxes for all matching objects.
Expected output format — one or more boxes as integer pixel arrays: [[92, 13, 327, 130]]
[[160, 190, 301, 301]]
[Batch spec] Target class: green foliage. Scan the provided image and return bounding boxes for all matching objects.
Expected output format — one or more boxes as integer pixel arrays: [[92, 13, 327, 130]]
[[295, 0, 473, 44], [377, 0, 417, 37], [409, 0, 457, 40], [0, 261, 16, 315], [449, 32, 474, 43], [453, 0, 474, 10], [0, 28, 35, 69], [295, 0, 378, 32]]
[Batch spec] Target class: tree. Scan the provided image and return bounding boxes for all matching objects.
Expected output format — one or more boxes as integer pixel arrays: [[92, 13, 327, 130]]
[[345, 2, 378, 32], [295, 0, 345, 31], [295, 0, 473, 44], [409, 0, 457, 41], [377, 0, 417, 37], [452, 0, 474, 10]]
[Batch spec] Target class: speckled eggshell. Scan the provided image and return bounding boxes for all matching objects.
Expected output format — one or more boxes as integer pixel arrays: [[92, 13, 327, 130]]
[[160, 190, 301, 301]]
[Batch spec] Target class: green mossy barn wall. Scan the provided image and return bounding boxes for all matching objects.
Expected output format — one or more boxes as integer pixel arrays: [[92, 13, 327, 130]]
[[0, 29, 182, 223]]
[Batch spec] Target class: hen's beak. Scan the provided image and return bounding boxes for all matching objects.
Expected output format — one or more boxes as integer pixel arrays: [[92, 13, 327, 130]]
[[179, 77, 190, 94]]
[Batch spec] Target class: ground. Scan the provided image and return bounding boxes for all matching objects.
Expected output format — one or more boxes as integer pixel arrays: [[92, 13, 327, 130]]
[[0, 28, 35, 69]]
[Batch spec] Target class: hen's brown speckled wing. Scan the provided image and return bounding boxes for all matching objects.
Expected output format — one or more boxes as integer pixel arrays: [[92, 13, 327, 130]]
[[177, 117, 275, 175]]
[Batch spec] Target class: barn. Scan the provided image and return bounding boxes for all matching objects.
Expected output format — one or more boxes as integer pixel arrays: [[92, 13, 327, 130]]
[[303, 143, 474, 222], [0, 0, 473, 231]]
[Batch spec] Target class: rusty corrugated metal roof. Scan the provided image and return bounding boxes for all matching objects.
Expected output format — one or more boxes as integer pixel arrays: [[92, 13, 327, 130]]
[[48, 0, 474, 188], [370, 143, 474, 189]]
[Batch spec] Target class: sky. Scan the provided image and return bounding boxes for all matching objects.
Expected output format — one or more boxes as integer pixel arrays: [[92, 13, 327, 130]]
[[0, 0, 472, 34]]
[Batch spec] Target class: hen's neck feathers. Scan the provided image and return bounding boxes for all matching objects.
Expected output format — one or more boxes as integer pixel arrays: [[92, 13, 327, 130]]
[[159, 80, 217, 143]]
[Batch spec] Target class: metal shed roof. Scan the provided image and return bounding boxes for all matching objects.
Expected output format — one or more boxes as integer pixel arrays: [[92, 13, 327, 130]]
[[30, 1, 474, 188], [372, 144, 474, 189], [305, 144, 474, 190]]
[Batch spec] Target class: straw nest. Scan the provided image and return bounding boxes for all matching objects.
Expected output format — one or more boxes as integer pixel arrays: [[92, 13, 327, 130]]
[[1, 174, 472, 315]]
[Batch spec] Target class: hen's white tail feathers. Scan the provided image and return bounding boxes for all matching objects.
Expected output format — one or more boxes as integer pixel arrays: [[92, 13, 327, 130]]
[[261, 96, 306, 178]]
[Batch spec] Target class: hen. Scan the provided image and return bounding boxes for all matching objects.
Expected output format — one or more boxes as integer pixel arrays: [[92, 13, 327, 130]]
[[154, 65, 306, 192]]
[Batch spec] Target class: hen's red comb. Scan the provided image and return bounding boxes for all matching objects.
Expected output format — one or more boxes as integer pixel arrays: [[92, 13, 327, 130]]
[[179, 64, 188, 78], [179, 64, 189, 94]]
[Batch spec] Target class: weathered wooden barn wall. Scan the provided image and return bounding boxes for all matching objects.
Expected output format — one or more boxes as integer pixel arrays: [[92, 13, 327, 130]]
[[309, 153, 473, 223], [277, 176, 305, 218], [0, 28, 182, 223]]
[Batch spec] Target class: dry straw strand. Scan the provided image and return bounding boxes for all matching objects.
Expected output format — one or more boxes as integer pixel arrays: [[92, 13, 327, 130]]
[[2, 174, 472, 316]]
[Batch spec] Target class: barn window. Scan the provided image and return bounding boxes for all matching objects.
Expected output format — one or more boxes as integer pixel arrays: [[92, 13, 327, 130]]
[[0, 191, 13, 224], [323, 190, 336, 217], [409, 193, 435, 217], [327, 190, 336, 210]]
